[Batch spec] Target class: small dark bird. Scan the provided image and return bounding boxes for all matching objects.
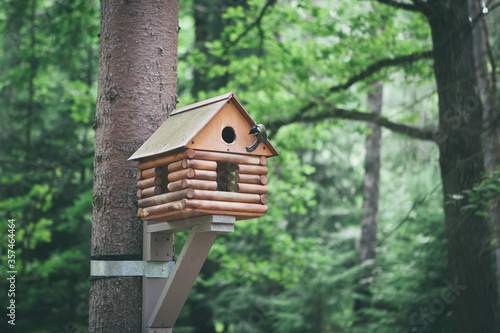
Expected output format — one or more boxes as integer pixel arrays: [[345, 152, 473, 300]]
[[246, 124, 268, 152]]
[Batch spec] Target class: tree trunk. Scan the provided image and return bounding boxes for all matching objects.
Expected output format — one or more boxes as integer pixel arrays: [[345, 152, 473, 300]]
[[469, 0, 500, 287], [427, 1, 500, 331], [89, 0, 178, 332], [355, 81, 383, 317], [359, 81, 383, 264]]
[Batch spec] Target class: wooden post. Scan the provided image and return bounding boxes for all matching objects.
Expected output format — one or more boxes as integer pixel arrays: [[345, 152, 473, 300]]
[[144, 215, 235, 329], [143, 223, 174, 333]]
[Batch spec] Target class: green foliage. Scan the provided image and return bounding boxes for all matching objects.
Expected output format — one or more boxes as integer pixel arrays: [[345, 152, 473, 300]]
[[457, 169, 500, 217], [0, 0, 97, 331]]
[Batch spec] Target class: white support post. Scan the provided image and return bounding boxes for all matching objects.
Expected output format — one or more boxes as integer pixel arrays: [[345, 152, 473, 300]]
[[143, 215, 235, 331]]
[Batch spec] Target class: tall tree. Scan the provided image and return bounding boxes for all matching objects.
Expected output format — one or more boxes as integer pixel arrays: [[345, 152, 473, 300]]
[[423, 1, 500, 331], [469, 0, 500, 286], [355, 80, 383, 317], [89, 0, 179, 331]]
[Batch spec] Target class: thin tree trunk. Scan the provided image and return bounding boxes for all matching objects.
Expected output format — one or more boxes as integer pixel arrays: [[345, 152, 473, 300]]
[[427, 1, 500, 331], [89, 1, 179, 332], [469, 0, 500, 287], [27, 0, 36, 152], [359, 81, 383, 263], [355, 81, 383, 317]]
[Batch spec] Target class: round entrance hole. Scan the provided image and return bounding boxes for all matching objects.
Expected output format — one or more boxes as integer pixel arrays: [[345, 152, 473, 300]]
[[222, 126, 236, 144]]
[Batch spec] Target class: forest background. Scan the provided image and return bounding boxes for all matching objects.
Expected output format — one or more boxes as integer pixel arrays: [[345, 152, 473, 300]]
[[1, 0, 499, 332]]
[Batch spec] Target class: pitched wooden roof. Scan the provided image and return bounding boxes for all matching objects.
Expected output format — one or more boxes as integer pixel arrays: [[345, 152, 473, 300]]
[[129, 92, 278, 160]]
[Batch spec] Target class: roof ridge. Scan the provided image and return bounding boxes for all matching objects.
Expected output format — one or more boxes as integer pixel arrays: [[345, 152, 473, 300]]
[[171, 92, 235, 116]]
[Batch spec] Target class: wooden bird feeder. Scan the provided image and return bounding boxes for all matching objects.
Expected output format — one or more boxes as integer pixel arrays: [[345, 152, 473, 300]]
[[127, 92, 278, 332], [129, 92, 279, 223]]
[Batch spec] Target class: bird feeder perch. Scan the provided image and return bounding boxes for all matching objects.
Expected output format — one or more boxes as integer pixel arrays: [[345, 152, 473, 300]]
[[127, 92, 278, 332]]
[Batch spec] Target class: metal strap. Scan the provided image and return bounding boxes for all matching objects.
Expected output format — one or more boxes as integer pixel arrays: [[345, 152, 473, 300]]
[[90, 260, 175, 279]]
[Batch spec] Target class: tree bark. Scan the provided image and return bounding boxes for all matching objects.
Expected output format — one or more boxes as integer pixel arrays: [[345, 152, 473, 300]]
[[469, 0, 500, 288], [89, 0, 178, 332], [427, 1, 500, 331]]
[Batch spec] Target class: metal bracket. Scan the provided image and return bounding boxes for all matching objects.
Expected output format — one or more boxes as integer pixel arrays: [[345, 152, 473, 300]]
[[90, 260, 175, 278]]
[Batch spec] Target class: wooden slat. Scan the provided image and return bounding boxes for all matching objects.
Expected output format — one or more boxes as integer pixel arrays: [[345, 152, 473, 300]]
[[167, 179, 218, 192], [141, 166, 163, 179], [137, 176, 162, 189], [139, 200, 186, 218], [235, 174, 268, 185], [168, 159, 218, 172], [184, 199, 268, 214], [143, 210, 264, 222], [141, 186, 162, 198], [235, 183, 268, 194], [191, 190, 262, 204], [168, 169, 195, 182], [138, 189, 195, 208], [168, 169, 218, 182], [138, 150, 188, 170], [192, 170, 218, 181], [187, 149, 267, 165], [236, 164, 268, 175]]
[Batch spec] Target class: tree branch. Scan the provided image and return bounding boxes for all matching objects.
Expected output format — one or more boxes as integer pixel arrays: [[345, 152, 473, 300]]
[[226, 0, 275, 49], [375, 0, 421, 12], [267, 108, 436, 142], [329, 50, 433, 94], [289, 50, 433, 119], [266, 50, 436, 141]]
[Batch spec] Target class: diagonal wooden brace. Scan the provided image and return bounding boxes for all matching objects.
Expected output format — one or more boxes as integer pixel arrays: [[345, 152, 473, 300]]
[[143, 215, 235, 330]]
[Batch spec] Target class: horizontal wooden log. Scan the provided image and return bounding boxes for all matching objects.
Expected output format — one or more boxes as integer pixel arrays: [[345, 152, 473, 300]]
[[236, 164, 268, 175], [138, 150, 187, 170], [186, 149, 267, 165], [137, 189, 142, 198], [139, 200, 186, 218], [191, 190, 262, 204], [137, 170, 142, 180], [167, 179, 218, 192], [144, 210, 264, 223], [184, 199, 268, 214], [236, 174, 268, 185], [260, 194, 269, 204], [168, 159, 218, 172], [141, 166, 163, 179], [137, 176, 162, 189], [235, 183, 268, 194], [168, 168, 195, 182], [141, 186, 162, 198], [193, 170, 218, 181], [138, 189, 195, 208], [168, 169, 218, 182]]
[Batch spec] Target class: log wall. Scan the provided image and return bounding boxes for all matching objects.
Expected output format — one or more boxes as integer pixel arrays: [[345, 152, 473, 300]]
[[136, 149, 269, 221]]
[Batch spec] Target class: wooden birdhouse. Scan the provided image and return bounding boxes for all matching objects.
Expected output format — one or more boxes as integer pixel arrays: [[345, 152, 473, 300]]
[[129, 92, 279, 223]]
